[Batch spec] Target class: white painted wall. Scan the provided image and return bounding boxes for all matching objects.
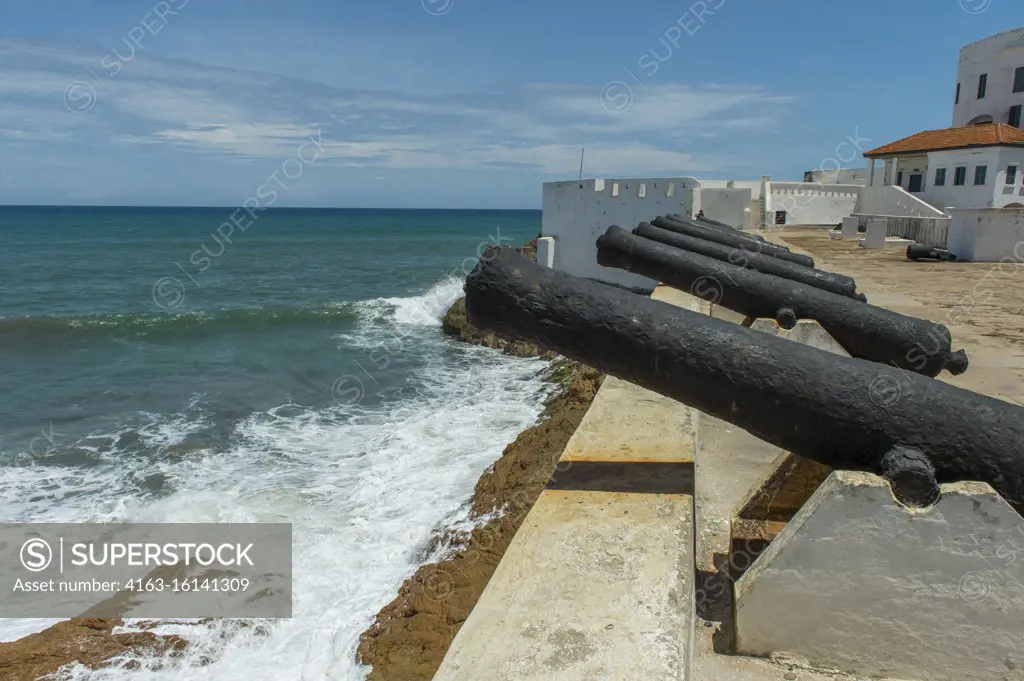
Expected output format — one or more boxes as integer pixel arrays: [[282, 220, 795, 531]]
[[993, 147, 1024, 207], [769, 182, 860, 225], [952, 28, 1024, 128], [803, 168, 871, 185], [854, 185, 947, 218], [679, 176, 761, 222], [888, 155, 929, 192], [694, 179, 763, 197], [923, 147, 1005, 209], [541, 178, 696, 289], [946, 207, 1024, 261], [536, 237, 554, 268], [700, 188, 752, 228]]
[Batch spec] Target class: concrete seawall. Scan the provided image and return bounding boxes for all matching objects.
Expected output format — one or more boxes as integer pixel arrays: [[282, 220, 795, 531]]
[[433, 287, 700, 680]]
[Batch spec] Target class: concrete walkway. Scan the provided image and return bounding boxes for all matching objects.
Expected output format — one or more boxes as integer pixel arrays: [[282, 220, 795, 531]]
[[433, 288, 699, 681]]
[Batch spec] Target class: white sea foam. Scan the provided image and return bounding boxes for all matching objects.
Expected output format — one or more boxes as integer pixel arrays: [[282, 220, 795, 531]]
[[348, 275, 465, 335], [0, 281, 552, 680], [383, 275, 466, 327]]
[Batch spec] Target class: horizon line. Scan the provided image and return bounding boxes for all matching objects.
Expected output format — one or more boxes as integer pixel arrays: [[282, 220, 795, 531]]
[[0, 204, 542, 211]]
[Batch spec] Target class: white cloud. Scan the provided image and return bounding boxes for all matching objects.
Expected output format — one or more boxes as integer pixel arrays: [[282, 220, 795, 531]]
[[0, 36, 795, 179]]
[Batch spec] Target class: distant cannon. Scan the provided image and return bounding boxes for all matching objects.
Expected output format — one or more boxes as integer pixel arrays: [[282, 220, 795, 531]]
[[651, 216, 813, 268], [596, 226, 968, 377], [465, 247, 1024, 513], [666, 213, 769, 244], [907, 244, 957, 262], [634, 222, 866, 301], [669, 212, 736, 230], [696, 214, 735, 230]]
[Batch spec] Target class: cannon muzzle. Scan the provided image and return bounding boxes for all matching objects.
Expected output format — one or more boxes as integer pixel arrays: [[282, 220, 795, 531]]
[[597, 226, 967, 377], [635, 222, 865, 301], [652, 216, 812, 267]]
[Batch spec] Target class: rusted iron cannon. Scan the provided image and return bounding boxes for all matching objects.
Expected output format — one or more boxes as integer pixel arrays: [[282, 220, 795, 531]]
[[670, 212, 738, 231], [596, 226, 968, 377], [666, 212, 769, 243], [465, 246, 1024, 513], [651, 216, 813, 268], [696, 214, 735, 230], [907, 244, 957, 262], [634, 222, 866, 301]]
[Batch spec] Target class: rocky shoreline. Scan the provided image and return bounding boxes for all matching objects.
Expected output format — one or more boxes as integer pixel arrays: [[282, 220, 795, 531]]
[[355, 297, 602, 681], [355, 240, 604, 680], [0, 618, 189, 681], [0, 239, 603, 681]]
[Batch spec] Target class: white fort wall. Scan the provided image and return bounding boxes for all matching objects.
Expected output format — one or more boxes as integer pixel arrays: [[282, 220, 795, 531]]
[[542, 177, 870, 285], [853, 185, 948, 218], [952, 27, 1024, 128], [541, 178, 699, 289], [768, 182, 860, 226], [947, 207, 1024, 262]]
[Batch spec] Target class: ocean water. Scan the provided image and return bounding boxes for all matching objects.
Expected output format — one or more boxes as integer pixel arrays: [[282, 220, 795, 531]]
[[0, 206, 548, 679]]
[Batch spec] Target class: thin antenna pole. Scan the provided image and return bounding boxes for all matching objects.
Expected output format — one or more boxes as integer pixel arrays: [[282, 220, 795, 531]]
[[578, 146, 585, 181]]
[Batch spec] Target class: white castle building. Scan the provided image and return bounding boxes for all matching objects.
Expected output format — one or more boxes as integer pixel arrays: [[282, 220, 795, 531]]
[[540, 27, 1023, 274], [864, 27, 1024, 211]]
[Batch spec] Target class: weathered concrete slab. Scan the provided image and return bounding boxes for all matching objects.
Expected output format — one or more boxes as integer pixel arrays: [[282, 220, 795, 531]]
[[562, 377, 696, 463], [537, 236, 555, 268], [433, 487, 693, 681], [735, 471, 1024, 681], [860, 219, 886, 249], [841, 217, 858, 240], [433, 285, 698, 681], [693, 308, 891, 680]]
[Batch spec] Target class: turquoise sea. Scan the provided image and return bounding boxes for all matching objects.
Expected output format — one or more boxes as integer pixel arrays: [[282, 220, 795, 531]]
[[0, 206, 551, 679]]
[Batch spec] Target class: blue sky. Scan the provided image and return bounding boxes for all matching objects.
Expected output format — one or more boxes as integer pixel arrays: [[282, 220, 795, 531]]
[[0, 0, 1020, 208]]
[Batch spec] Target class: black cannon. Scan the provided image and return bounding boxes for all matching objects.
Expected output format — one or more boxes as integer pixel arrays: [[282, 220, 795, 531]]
[[669, 212, 739, 231], [907, 244, 957, 262], [634, 222, 866, 302], [596, 226, 968, 377], [651, 216, 813, 268], [465, 247, 1024, 513], [696, 214, 735, 230], [666, 212, 770, 244]]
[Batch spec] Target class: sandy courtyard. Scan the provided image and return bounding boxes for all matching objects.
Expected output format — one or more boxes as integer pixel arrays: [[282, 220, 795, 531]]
[[775, 230, 1024, 406]]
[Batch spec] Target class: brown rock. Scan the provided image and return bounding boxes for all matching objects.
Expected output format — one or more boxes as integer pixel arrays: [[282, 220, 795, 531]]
[[0, 618, 188, 681], [441, 297, 555, 358]]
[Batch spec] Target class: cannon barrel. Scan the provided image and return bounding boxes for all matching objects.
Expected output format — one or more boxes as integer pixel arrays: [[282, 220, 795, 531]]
[[669, 212, 738, 231], [465, 247, 1024, 513], [696, 214, 735, 230], [597, 226, 968, 377], [666, 212, 770, 244], [652, 216, 813, 267], [635, 222, 866, 301], [907, 244, 957, 262]]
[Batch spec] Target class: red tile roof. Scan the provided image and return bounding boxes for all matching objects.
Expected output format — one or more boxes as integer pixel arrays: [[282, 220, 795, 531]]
[[864, 123, 1024, 158]]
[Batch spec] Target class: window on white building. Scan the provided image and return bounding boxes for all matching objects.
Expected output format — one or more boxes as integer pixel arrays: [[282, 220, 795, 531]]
[[934, 168, 946, 186], [955, 82, 960, 104], [1010, 105, 1023, 129], [1015, 66, 1024, 94], [896, 171, 903, 186], [1008, 165, 1019, 186], [954, 166, 967, 186], [978, 73, 988, 99], [974, 165, 988, 185]]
